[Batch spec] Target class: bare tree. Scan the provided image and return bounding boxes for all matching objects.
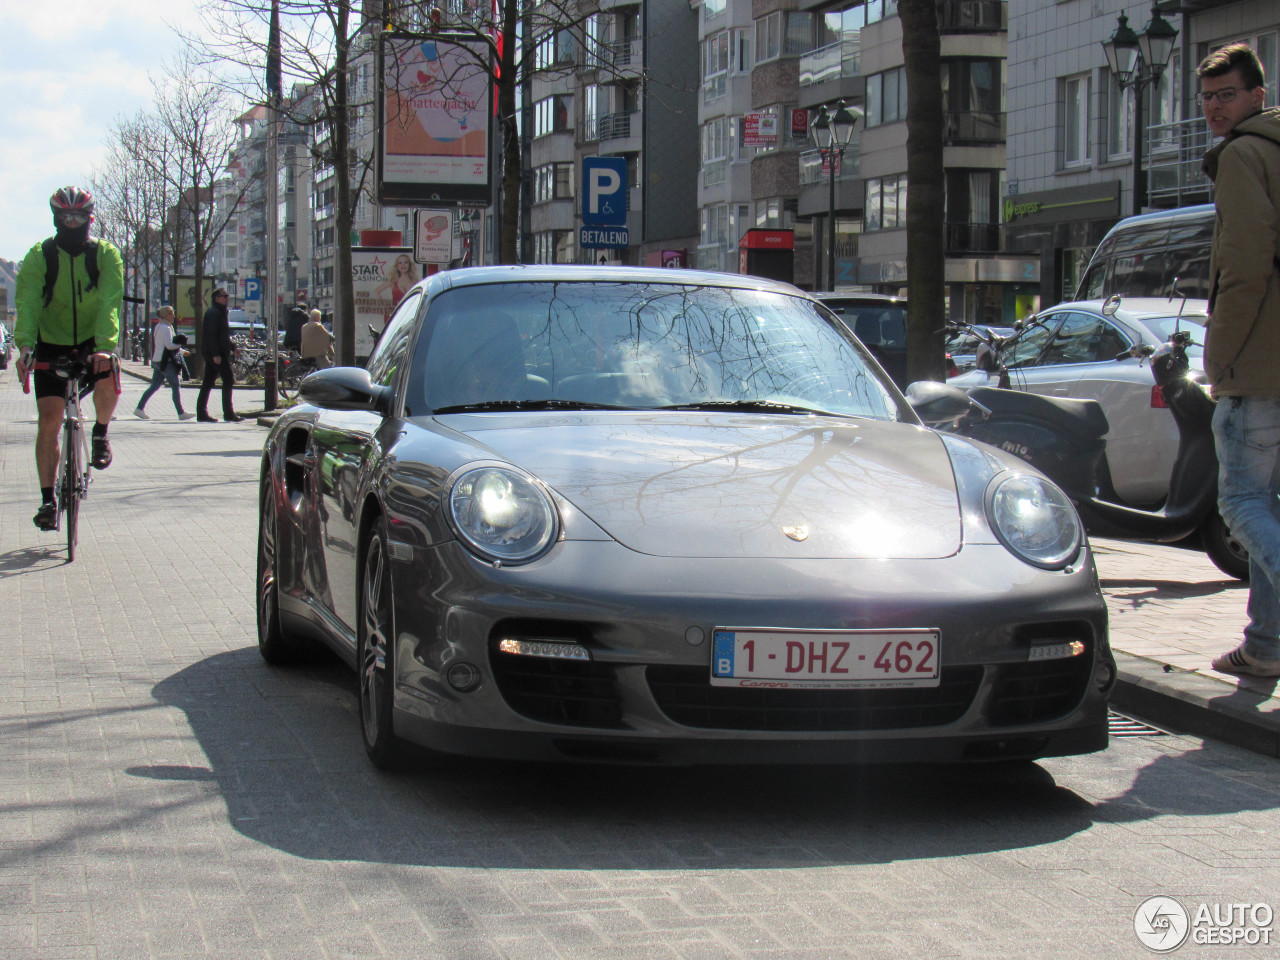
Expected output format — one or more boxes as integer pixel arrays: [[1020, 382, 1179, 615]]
[[899, 0, 947, 383], [93, 111, 183, 360], [184, 0, 371, 363]]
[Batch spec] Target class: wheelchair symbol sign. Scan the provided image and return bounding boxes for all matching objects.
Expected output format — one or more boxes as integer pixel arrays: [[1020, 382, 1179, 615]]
[[582, 157, 628, 227]]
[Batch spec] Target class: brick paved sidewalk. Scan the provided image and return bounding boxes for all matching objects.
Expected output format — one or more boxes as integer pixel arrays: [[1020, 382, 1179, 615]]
[[1093, 537, 1280, 757]]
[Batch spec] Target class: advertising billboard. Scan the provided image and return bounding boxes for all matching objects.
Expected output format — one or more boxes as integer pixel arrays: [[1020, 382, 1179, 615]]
[[352, 247, 417, 359], [379, 33, 494, 206], [172, 275, 215, 344]]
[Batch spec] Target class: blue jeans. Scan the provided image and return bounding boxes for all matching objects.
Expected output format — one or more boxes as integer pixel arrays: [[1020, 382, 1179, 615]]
[[137, 360, 184, 414], [1213, 396, 1280, 660]]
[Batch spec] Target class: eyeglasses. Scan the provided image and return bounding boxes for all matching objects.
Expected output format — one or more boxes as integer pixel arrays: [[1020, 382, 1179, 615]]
[[55, 212, 90, 228], [1196, 86, 1250, 106]]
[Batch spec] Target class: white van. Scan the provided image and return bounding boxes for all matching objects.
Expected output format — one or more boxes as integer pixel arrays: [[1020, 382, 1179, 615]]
[[1075, 204, 1214, 302]]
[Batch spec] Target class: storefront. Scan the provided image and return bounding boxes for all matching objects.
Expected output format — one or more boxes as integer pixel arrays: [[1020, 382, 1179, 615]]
[[1002, 181, 1123, 308]]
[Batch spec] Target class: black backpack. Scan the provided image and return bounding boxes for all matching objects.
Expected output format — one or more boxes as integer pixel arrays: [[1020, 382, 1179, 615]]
[[41, 237, 99, 307]]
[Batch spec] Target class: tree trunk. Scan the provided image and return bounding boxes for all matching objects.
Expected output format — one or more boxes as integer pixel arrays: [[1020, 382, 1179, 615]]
[[899, 0, 947, 384], [498, 0, 521, 264], [334, 1, 357, 363]]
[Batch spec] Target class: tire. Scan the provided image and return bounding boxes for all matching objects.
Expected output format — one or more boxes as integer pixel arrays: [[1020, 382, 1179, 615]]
[[256, 469, 302, 662], [63, 421, 82, 562], [359, 520, 403, 768], [1202, 511, 1250, 581]]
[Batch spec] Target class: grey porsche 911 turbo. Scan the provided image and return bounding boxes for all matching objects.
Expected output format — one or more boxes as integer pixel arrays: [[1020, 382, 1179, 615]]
[[256, 265, 1115, 769]]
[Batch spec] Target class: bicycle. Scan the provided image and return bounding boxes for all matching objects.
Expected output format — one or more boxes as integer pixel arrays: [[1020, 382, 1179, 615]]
[[276, 353, 319, 402], [22, 351, 110, 561]]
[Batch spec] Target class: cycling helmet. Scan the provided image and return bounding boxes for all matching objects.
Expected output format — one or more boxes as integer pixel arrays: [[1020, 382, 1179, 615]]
[[50, 186, 95, 216]]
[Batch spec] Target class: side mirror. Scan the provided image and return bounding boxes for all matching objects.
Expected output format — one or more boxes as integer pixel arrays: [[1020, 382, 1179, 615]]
[[298, 366, 392, 414]]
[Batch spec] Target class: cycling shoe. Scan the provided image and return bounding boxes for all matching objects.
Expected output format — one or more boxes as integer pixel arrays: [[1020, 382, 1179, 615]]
[[33, 502, 57, 531], [91, 436, 112, 470]]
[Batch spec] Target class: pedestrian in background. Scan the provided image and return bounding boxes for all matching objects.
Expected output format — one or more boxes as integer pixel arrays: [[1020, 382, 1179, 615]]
[[1199, 42, 1280, 678], [282, 295, 308, 353], [300, 308, 334, 370], [134, 305, 195, 421], [196, 287, 241, 423]]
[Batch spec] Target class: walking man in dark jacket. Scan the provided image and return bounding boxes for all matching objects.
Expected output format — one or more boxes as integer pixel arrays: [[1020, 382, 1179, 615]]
[[1200, 43, 1280, 678], [196, 287, 241, 422]]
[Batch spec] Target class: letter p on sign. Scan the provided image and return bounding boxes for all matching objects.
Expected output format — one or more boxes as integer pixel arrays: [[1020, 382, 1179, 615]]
[[582, 156, 628, 226]]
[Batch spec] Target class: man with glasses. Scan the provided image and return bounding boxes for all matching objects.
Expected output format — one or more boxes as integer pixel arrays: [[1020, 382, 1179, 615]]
[[196, 287, 242, 422], [1198, 43, 1280, 678], [13, 186, 124, 531]]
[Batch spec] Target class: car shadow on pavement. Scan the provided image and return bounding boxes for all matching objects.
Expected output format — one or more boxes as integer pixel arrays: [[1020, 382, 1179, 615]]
[[139, 646, 1280, 871], [1099, 576, 1246, 606]]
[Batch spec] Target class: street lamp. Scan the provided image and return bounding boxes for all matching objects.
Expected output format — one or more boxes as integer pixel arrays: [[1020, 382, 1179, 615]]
[[809, 100, 863, 291], [1101, 8, 1178, 215]]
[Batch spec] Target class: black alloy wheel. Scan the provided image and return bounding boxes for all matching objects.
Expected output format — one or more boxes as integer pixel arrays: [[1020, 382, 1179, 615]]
[[359, 520, 402, 768], [1202, 511, 1250, 582], [256, 468, 299, 662]]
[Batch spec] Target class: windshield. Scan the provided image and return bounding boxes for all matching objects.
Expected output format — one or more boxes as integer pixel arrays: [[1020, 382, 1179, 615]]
[[1142, 315, 1206, 357], [409, 281, 905, 420]]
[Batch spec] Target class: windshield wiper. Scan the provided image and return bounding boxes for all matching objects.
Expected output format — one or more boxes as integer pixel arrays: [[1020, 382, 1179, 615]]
[[432, 399, 628, 414], [656, 399, 832, 415]]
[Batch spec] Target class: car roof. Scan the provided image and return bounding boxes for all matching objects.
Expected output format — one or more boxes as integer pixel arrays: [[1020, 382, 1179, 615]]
[[1040, 296, 1209, 325], [417, 264, 810, 298], [814, 291, 907, 305]]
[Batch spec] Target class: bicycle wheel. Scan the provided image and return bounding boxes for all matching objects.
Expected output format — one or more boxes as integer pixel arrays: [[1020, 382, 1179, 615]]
[[62, 419, 83, 561]]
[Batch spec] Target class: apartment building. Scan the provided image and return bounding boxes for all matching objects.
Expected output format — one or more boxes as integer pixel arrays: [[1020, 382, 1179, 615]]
[[1004, 0, 1278, 306], [527, 0, 700, 266], [695, 0, 1031, 324]]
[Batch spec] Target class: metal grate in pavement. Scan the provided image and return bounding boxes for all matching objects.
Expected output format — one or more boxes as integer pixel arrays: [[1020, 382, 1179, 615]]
[[1108, 710, 1168, 738]]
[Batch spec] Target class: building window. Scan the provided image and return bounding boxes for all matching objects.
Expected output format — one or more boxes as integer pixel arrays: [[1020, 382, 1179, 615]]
[[703, 0, 726, 22], [703, 30, 730, 100], [582, 85, 598, 140], [535, 29, 574, 70], [865, 66, 907, 127], [865, 174, 907, 231], [534, 162, 574, 203], [702, 116, 735, 162], [1060, 74, 1090, 167], [1105, 72, 1134, 160], [534, 95, 572, 137], [755, 11, 810, 63], [534, 230, 575, 264]]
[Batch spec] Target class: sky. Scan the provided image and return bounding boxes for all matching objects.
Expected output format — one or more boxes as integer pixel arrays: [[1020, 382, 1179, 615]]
[[0, 0, 211, 264]]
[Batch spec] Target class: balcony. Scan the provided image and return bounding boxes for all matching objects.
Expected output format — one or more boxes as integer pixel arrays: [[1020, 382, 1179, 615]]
[[936, 0, 1007, 33], [604, 38, 643, 78], [1146, 117, 1215, 207], [799, 38, 861, 87], [943, 111, 1005, 145], [945, 222, 1001, 254]]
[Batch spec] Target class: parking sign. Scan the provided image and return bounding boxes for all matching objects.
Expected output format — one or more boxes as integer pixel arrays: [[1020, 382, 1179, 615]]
[[582, 157, 628, 226]]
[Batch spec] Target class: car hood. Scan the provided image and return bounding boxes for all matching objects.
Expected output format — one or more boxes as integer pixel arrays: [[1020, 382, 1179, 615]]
[[443, 412, 963, 560]]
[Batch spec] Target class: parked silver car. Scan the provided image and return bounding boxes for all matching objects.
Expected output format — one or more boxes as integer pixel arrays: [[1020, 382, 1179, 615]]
[[256, 266, 1114, 770], [949, 298, 1209, 507]]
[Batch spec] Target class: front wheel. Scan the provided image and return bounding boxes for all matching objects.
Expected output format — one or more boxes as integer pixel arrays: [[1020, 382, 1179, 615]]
[[359, 520, 404, 768], [257, 468, 304, 662], [1202, 511, 1250, 581], [63, 420, 83, 561]]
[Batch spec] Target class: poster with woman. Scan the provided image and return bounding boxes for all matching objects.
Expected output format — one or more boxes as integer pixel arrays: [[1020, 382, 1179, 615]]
[[352, 248, 417, 359]]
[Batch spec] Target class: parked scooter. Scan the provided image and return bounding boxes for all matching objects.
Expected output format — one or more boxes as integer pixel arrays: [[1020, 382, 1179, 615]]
[[906, 296, 1249, 580]]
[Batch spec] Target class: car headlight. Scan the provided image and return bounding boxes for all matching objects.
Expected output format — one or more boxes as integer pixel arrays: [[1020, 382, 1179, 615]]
[[986, 474, 1081, 569], [447, 464, 558, 564]]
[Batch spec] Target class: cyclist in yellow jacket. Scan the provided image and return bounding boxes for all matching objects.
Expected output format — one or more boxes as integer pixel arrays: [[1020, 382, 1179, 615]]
[[13, 186, 124, 531]]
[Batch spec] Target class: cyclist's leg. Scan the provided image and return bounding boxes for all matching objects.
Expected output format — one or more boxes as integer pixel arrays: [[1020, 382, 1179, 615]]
[[35, 395, 63, 488], [91, 358, 119, 426]]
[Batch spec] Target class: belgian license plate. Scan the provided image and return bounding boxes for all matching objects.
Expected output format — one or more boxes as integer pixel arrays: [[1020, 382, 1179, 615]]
[[710, 628, 941, 689]]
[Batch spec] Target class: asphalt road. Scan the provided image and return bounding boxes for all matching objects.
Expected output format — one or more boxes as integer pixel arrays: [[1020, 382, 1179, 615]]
[[1, 370, 1278, 959]]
